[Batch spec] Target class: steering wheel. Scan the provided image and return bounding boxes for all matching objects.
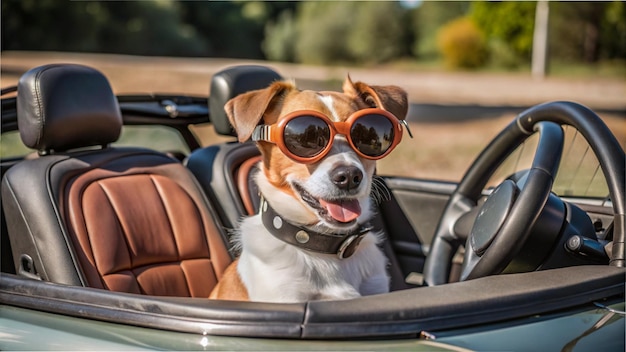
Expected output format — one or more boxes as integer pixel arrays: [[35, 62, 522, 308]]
[[423, 101, 626, 286]]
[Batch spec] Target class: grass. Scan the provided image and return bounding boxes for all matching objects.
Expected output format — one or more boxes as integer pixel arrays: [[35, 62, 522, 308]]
[[548, 59, 626, 80], [376, 116, 510, 181], [0, 132, 34, 158], [378, 57, 626, 80]]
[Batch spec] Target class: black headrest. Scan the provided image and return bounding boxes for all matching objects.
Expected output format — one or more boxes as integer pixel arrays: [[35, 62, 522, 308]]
[[209, 65, 282, 136], [17, 64, 122, 152]]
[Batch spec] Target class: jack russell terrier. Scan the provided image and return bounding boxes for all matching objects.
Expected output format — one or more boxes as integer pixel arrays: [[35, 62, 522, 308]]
[[210, 76, 409, 302]]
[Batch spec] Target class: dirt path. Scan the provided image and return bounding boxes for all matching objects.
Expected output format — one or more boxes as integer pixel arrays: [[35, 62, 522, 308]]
[[2, 51, 625, 111]]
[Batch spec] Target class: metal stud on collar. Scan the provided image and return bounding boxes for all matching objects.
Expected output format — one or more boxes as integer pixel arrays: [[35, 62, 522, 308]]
[[295, 230, 310, 244]]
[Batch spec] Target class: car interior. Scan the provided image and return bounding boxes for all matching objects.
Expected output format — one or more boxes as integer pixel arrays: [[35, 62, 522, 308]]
[[0, 63, 623, 339]]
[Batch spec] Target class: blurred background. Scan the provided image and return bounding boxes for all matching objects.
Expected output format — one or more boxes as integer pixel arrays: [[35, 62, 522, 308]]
[[1, 0, 625, 181], [3, 1, 625, 71]]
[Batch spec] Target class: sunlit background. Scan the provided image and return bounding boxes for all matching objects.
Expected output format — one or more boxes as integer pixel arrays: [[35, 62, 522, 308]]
[[1, 1, 625, 185]]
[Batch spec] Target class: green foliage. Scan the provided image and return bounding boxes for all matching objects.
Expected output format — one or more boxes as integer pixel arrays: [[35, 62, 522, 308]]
[[411, 1, 470, 59], [263, 10, 297, 62], [437, 17, 488, 69], [470, 1, 536, 65], [2, 0, 624, 70], [488, 39, 525, 69], [98, 1, 208, 57], [178, 1, 295, 59], [345, 2, 407, 64], [291, 1, 407, 65], [293, 2, 354, 65], [602, 1, 626, 59], [2, 0, 102, 52], [550, 1, 626, 63], [1, 0, 207, 56], [1, 0, 296, 59], [0, 131, 34, 159]]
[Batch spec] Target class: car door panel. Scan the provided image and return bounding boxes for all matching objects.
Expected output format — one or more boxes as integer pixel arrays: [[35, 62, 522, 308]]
[[378, 176, 456, 279]]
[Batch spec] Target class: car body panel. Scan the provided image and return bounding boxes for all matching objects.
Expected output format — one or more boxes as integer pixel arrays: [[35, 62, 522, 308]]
[[2, 300, 623, 351], [436, 301, 626, 352], [0, 305, 464, 351]]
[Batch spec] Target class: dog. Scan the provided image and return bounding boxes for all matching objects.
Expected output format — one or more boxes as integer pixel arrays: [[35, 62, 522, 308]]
[[209, 76, 408, 302]]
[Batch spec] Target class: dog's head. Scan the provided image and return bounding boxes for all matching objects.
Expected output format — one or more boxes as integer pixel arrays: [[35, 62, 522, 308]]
[[225, 77, 408, 233]]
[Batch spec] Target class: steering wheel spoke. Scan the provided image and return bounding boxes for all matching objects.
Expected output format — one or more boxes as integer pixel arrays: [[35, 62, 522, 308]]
[[422, 193, 475, 286]]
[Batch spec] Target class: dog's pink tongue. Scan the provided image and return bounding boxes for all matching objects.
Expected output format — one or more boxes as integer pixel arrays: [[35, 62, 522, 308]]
[[319, 199, 361, 223]]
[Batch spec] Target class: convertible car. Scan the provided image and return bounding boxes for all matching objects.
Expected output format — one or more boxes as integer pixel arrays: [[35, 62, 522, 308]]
[[0, 64, 624, 350]]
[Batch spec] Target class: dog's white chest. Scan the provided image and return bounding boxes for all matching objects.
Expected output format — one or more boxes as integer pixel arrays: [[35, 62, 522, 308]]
[[235, 216, 389, 303]]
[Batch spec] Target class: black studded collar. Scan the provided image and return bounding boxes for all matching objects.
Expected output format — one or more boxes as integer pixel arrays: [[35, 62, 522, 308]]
[[259, 197, 372, 259]]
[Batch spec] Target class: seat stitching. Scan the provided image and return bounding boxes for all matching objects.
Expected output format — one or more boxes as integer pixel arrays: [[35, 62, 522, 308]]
[[33, 66, 49, 147], [149, 175, 192, 296], [148, 175, 181, 259], [71, 179, 107, 289], [96, 180, 135, 281]]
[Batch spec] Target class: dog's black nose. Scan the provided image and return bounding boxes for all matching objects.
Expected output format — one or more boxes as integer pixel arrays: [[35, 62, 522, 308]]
[[331, 165, 363, 190]]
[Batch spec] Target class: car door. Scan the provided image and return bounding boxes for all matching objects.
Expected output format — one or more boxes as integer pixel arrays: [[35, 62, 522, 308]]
[[376, 176, 456, 284]]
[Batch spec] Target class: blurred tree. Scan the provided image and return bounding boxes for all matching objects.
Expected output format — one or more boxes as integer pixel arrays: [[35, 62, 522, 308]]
[[3, 0, 624, 68], [471, 1, 536, 67], [601, 1, 626, 60], [411, 1, 469, 59], [177, 1, 298, 59], [294, 2, 354, 64], [178, 1, 296, 59], [1, 0, 207, 56], [437, 17, 488, 69], [550, 1, 625, 63], [2, 0, 102, 52], [346, 1, 407, 64], [96, 1, 207, 56], [549, 2, 605, 63], [293, 1, 408, 65], [263, 10, 297, 62]]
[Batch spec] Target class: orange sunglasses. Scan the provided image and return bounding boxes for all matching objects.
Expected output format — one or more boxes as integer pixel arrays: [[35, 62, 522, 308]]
[[251, 108, 405, 164]]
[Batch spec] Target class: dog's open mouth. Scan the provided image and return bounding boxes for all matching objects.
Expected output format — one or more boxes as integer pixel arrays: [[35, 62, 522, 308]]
[[294, 183, 361, 224]]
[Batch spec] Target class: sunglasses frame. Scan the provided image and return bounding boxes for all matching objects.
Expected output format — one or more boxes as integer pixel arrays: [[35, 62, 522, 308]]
[[251, 108, 404, 164]]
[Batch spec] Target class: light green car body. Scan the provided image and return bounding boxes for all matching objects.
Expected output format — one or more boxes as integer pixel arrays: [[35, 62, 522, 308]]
[[1, 301, 623, 351]]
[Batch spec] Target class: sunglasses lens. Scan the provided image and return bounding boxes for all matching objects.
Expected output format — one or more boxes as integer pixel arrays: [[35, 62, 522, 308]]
[[284, 116, 331, 158], [350, 114, 395, 157]]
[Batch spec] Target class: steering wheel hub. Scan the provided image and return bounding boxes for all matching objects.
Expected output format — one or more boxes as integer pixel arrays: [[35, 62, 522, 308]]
[[470, 180, 518, 255]]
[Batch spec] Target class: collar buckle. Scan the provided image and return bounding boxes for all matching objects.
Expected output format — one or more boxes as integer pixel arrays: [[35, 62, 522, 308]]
[[337, 234, 362, 259], [337, 225, 373, 259]]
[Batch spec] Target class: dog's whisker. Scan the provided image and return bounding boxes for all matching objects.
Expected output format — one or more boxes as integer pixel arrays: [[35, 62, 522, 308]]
[[370, 176, 391, 205]]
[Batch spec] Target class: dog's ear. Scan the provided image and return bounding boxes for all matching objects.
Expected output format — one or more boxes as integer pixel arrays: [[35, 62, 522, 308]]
[[343, 76, 408, 120], [225, 81, 294, 143]]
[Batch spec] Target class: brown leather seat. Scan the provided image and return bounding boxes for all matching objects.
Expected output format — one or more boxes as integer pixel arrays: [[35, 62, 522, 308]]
[[236, 155, 263, 216], [1, 64, 232, 297]]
